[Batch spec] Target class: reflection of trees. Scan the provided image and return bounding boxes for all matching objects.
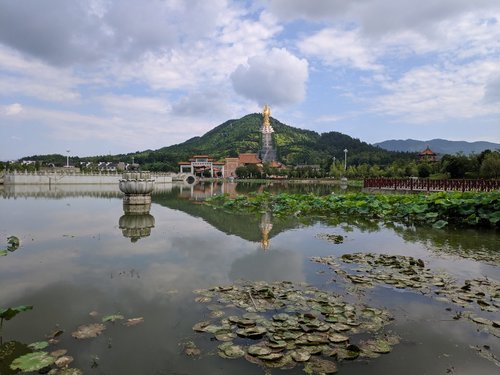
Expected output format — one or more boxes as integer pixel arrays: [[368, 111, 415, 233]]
[[152, 188, 301, 243], [234, 182, 359, 196], [392, 224, 500, 263]]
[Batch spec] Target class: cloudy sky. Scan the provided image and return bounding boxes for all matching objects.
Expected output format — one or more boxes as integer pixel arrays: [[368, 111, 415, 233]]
[[1, 0, 500, 160]]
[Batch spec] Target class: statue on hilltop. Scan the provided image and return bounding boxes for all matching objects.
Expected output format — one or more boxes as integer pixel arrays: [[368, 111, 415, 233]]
[[262, 104, 271, 127]]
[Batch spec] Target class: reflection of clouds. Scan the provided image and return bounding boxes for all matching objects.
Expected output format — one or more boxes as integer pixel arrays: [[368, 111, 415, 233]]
[[368, 288, 500, 375], [0, 198, 260, 305], [229, 248, 305, 283]]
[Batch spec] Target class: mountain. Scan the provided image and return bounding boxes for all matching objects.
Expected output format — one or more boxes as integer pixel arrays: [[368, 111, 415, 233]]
[[19, 113, 415, 170], [374, 139, 500, 154], [128, 114, 414, 169]]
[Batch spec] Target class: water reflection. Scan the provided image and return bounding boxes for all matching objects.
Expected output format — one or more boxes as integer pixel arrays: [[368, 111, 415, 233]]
[[259, 211, 273, 250], [0, 182, 173, 199], [1, 182, 499, 374], [118, 203, 155, 242]]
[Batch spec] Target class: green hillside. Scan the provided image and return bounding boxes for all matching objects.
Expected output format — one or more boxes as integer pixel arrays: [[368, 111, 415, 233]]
[[18, 113, 415, 171], [127, 113, 413, 170]]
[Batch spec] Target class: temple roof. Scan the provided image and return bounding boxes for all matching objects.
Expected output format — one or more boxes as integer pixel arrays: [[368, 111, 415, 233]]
[[420, 146, 436, 155], [239, 153, 261, 164]]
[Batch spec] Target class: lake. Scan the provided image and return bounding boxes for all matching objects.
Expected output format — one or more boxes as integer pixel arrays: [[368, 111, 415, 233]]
[[0, 182, 498, 374]]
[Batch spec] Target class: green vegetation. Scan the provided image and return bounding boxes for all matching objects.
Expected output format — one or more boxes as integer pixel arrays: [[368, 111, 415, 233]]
[[206, 191, 500, 228], [7, 114, 499, 178]]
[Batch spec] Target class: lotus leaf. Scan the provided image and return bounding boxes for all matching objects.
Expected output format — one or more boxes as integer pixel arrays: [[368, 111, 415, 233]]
[[181, 341, 201, 357], [328, 333, 349, 343], [102, 314, 124, 323], [7, 236, 20, 251], [290, 349, 311, 362], [28, 341, 49, 350], [214, 332, 236, 341], [124, 317, 144, 327], [247, 344, 272, 356], [0, 305, 33, 321], [71, 323, 106, 339], [218, 343, 245, 359], [50, 349, 68, 358], [55, 355, 74, 368], [303, 357, 337, 374], [10, 351, 55, 372]]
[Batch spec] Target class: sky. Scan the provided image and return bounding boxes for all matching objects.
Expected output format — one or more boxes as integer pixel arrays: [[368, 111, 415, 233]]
[[1, 0, 500, 161]]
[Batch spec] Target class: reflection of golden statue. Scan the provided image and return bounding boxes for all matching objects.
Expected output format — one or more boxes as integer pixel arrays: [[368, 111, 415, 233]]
[[259, 211, 273, 250], [262, 104, 271, 127]]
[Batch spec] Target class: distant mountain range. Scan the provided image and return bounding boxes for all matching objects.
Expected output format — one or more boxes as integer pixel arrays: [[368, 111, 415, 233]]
[[374, 139, 500, 154]]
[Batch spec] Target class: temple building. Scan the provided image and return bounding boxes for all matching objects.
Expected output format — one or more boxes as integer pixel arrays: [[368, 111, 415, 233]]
[[178, 106, 285, 178], [418, 146, 438, 162], [178, 155, 225, 177]]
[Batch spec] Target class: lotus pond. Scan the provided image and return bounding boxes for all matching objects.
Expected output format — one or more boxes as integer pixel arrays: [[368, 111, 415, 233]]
[[0, 182, 499, 374]]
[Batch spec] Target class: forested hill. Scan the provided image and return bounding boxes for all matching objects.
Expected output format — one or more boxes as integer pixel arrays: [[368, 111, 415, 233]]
[[126, 114, 414, 170], [374, 139, 500, 154], [19, 114, 415, 171]]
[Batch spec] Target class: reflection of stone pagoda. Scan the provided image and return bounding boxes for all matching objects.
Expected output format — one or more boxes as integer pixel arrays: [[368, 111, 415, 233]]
[[259, 104, 277, 163], [119, 207, 155, 242], [259, 211, 273, 250]]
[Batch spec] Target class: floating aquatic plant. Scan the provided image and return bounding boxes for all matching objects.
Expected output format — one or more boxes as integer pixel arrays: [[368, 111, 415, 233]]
[[71, 323, 106, 339], [10, 351, 55, 372], [189, 280, 398, 371], [28, 341, 49, 350], [102, 314, 124, 323], [311, 253, 500, 338], [207, 191, 500, 228]]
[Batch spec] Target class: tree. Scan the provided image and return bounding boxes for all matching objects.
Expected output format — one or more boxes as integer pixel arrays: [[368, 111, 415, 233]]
[[418, 163, 431, 178], [235, 166, 249, 178], [479, 152, 500, 178]]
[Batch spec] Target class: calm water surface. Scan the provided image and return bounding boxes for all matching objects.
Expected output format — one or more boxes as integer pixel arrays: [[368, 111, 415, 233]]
[[0, 182, 498, 375]]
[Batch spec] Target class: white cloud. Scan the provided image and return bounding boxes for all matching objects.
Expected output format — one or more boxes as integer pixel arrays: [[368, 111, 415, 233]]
[[230, 48, 309, 106], [4, 103, 23, 115], [99, 94, 170, 115], [298, 28, 381, 71], [372, 60, 500, 122]]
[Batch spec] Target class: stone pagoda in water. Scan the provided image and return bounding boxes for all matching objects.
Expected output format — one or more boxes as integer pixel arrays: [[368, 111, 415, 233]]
[[118, 164, 156, 242], [259, 104, 277, 162]]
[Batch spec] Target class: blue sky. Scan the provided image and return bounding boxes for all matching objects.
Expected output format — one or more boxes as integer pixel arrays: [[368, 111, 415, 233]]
[[1, 0, 499, 160]]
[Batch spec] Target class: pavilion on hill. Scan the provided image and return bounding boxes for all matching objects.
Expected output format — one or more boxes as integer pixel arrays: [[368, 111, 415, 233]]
[[418, 145, 438, 162]]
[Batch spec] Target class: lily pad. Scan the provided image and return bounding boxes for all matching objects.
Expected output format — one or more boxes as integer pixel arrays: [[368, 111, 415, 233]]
[[7, 236, 20, 251], [102, 314, 124, 323], [290, 349, 311, 362], [181, 341, 201, 357], [218, 343, 245, 359], [247, 344, 272, 356], [124, 317, 144, 327], [55, 355, 74, 368], [10, 351, 55, 372], [328, 333, 349, 343], [28, 341, 49, 350], [303, 357, 337, 374], [50, 349, 68, 358], [71, 323, 106, 339], [0, 305, 33, 321]]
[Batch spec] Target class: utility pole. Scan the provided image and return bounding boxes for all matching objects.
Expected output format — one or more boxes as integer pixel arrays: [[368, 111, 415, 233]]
[[344, 149, 348, 171]]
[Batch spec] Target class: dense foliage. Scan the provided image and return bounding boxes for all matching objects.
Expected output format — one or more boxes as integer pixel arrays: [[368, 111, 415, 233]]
[[207, 191, 500, 228], [7, 115, 499, 178], [10, 114, 413, 172]]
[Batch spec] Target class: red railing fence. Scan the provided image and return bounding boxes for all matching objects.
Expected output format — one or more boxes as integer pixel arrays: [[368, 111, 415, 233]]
[[363, 178, 500, 192]]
